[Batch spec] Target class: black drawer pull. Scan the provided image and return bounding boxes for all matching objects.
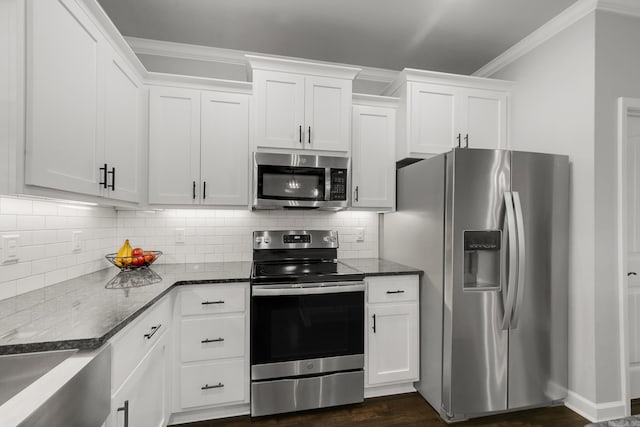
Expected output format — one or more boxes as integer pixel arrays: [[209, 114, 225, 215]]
[[201, 300, 224, 305], [144, 324, 161, 339], [372, 314, 376, 333], [201, 382, 224, 390], [201, 337, 224, 344], [386, 290, 405, 294]]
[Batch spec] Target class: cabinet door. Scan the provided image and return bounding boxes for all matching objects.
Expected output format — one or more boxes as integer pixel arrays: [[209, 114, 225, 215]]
[[367, 303, 419, 385], [352, 105, 395, 209], [305, 76, 351, 152], [109, 332, 169, 427], [408, 82, 458, 155], [201, 91, 249, 206], [26, 0, 103, 195], [461, 88, 508, 150], [103, 47, 142, 203], [253, 70, 305, 150], [148, 87, 201, 204]]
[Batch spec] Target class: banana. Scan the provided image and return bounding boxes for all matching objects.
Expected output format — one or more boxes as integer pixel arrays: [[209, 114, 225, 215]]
[[115, 239, 132, 267]]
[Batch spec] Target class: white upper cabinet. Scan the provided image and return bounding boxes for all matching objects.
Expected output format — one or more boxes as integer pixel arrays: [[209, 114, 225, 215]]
[[253, 70, 305, 150], [103, 45, 143, 203], [26, 0, 144, 202], [386, 69, 512, 160], [148, 87, 201, 205], [26, 0, 103, 196], [148, 86, 250, 207], [352, 102, 396, 210], [200, 91, 249, 206], [248, 55, 360, 154]]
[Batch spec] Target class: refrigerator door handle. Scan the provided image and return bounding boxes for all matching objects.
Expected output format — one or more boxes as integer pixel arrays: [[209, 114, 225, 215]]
[[501, 192, 518, 330], [510, 192, 526, 329]]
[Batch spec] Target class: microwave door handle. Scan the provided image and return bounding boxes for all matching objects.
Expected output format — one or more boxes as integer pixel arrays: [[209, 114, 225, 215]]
[[325, 168, 331, 201]]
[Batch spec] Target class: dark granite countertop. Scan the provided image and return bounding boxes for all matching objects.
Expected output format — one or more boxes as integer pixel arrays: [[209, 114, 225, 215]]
[[0, 258, 420, 355], [0, 262, 251, 355], [340, 258, 423, 277]]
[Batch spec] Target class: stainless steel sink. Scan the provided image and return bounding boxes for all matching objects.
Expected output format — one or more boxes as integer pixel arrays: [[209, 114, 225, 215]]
[[0, 349, 78, 407], [0, 346, 111, 427]]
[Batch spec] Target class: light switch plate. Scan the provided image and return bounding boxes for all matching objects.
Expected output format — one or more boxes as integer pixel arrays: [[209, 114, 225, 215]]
[[71, 230, 82, 252], [356, 227, 365, 242], [2, 235, 20, 263], [175, 228, 185, 244]]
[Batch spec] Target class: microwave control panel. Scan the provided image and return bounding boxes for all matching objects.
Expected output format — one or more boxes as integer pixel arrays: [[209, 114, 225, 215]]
[[329, 169, 347, 201]]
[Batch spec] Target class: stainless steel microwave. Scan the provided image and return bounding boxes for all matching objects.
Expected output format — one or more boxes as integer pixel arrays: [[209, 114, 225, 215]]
[[252, 152, 350, 210]]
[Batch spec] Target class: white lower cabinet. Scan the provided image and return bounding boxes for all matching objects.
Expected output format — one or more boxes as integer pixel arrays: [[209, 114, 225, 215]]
[[365, 275, 419, 394], [180, 359, 245, 409], [110, 331, 170, 427], [106, 294, 173, 427], [171, 283, 250, 424]]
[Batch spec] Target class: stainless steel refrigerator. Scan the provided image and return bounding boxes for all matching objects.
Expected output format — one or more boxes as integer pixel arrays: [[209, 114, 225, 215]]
[[382, 148, 569, 422]]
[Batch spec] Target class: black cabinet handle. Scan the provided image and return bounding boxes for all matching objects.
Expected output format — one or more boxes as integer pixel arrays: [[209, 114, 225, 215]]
[[299, 125, 302, 143], [386, 290, 405, 294], [201, 337, 224, 344], [99, 164, 108, 189], [192, 181, 196, 200], [355, 186, 359, 202], [201, 300, 224, 305], [108, 167, 115, 191], [456, 133, 461, 148], [144, 324, 161, 339], [203, 181, 206, 200], [464, 134, 469, 148], [201, 382, 224, 390], [629, 272, 637, 276], [308, 126, 311, 144], [117, 400, 129, 427], [372, 314, 376, 333]]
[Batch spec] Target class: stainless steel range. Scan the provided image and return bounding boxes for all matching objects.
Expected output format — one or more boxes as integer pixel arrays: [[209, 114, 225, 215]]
[[250, 230, 365, 417]]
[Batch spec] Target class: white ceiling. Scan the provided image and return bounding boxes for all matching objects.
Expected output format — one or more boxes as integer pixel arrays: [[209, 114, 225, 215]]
[[97, 0, 578, 75]]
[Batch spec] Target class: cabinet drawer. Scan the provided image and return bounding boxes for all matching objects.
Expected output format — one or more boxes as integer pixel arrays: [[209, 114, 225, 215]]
[[180, 285, 246, 316], [111, 294, 172, 393], [180, 315, 245, 362], [180, 359, 245, 409], [367, 275, 419, 304]]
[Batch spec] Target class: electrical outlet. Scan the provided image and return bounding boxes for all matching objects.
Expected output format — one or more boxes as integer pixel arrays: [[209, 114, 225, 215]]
[[71, 230, 82, 252], [175, 228, 185, 244], [356, 227, 365, 242], [2, 235, 20, 263]]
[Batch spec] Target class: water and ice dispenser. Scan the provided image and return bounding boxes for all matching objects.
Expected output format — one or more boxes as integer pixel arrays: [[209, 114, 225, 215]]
[[463, 230, 502, 290]]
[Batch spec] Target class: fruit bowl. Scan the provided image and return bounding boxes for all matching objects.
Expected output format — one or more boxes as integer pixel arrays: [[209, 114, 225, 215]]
[[105, 250, 162, 271]]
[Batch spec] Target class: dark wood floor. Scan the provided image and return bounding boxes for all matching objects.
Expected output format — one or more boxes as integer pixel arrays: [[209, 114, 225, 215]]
[[173, 393, 589, 427]]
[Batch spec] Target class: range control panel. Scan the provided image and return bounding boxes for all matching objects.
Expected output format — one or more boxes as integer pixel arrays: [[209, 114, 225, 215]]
[[283, 234, 311, 244], [253, 230, 338, 250], [329, 169, 347, 201]]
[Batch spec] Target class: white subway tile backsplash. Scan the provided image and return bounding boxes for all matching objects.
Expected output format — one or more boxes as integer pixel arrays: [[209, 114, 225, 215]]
[[0, 195, 379, 302], [0, 198, 33, 215], [17, 274, 45, 294]]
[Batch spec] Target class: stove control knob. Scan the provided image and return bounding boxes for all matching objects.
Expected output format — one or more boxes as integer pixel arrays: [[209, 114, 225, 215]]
[[323, 236, 337, 243], [263, 236, 271, 244], [255, 237, 263, 244]]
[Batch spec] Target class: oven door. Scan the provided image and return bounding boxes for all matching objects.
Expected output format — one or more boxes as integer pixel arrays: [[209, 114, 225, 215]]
[[251, 282, 365, 380]]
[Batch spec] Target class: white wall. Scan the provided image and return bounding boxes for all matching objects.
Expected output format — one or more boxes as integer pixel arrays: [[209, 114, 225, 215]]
[[593, 10, 640, 402], [490, 13, 599, 403], [116, 208, 378, 263], [0, 0, 12, 194]]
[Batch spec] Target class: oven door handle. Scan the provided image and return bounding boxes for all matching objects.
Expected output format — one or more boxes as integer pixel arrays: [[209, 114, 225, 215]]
[[252, 282, 365, 296]]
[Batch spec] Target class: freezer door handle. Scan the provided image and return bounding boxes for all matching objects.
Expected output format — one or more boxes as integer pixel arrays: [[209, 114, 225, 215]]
[[510, 192, 526, 329], [501, 192, 518, 330]]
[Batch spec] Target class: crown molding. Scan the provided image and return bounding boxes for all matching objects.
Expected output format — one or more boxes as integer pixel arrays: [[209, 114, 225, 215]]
[[473, 0, 598, 77], [598, 0, 640, 18], [125, 36, 397, 84]]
